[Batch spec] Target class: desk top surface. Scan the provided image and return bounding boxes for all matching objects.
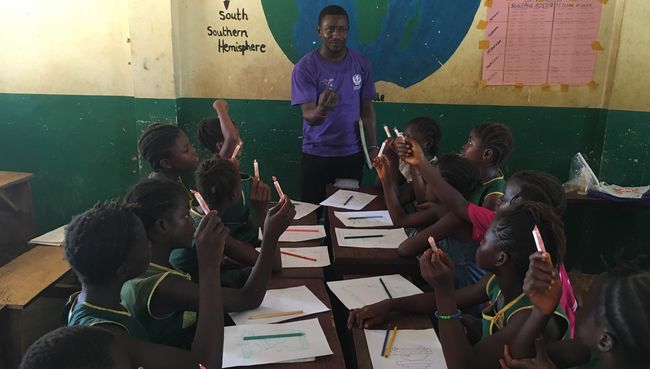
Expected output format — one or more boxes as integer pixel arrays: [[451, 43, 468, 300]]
[[327, 186, 417, 266], [250, 278, 346, 369], [0, 171, 33, 189]]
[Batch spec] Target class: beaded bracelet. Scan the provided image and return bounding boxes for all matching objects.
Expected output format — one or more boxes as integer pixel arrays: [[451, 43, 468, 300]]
[[434, 309, 462, 320]]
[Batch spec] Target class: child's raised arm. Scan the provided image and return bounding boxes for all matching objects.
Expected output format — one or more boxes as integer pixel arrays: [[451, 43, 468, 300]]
[[212, 100, 240, 158], [397, 138, 470, 221]]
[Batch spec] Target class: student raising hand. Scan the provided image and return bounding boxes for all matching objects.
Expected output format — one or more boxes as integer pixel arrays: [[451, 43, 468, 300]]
[[262, 195, 296, 240], [395, 137, 427, 167], [195, 210, 229, 268], [250, 177, 271, 228], [524, 252, 561, 315], [372, 155, 391, 182], [500, 337, 557, 369], [419, 248, 455, 290]]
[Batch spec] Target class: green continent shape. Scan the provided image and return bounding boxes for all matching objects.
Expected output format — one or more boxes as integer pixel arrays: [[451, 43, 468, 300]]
[[354, 0, 388, 43]]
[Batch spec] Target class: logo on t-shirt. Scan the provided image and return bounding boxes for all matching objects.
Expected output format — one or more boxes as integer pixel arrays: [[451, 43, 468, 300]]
[[352, 74, 362, 90]]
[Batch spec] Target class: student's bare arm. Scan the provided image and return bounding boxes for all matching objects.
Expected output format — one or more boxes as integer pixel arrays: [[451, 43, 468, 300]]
[[397, 213, 468, 257], [213, 100, 240, 158], [360, 100, 378, 150], [482, 193, 501, 212]]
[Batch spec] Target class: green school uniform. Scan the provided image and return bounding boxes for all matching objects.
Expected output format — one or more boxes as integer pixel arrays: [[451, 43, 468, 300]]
[[468, 172, 506, 206], [481, 275, 570, 338], [65, 292, 150, 341], [120, 263, 196, 348]]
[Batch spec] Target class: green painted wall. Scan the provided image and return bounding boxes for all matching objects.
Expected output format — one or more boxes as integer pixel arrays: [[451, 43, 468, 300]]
[[1, 93, 648, 272]]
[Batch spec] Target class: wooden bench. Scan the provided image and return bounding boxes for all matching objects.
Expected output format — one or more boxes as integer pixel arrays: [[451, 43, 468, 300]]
[[0, 246, 70, 369]]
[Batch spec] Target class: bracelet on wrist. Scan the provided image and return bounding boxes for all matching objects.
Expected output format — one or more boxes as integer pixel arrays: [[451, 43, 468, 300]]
[[434, 309, 462, 320]]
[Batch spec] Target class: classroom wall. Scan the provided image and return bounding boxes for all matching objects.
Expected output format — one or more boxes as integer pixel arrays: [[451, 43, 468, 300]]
[[0, 0, 648, 268]]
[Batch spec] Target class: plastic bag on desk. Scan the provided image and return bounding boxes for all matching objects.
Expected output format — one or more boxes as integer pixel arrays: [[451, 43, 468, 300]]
[[564, 152, 599, 195]]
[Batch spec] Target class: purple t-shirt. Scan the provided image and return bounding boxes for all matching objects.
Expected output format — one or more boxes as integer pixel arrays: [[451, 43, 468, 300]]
[[291, 48, 376, 157]]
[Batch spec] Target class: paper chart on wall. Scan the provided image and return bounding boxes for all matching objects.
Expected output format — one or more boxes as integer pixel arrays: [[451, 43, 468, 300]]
[[334, 210, 394, 228], [365, 328, 447, 369], [255, 246, 331, 268], [334, 227, 407, 249], [228, 286, 330, 325], [326, 274, 423, 310], [222, 318, 333, 368]]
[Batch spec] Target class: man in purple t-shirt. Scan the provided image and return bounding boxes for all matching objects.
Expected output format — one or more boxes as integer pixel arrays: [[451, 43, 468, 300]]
[[291, 5, 378, 204]]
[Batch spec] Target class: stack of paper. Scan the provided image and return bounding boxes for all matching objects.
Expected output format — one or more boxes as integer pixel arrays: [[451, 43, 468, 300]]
[[327, 274, 423, 309], [259, 225, 326, 242], [320, 189, 377, 210], [365, 328, 447, 369], [228, 286, 330, 325], [334, 210, 393, 228], [334, 227, 407, 248], [29, 225, 66, 246], [222, 318, 333, 368]]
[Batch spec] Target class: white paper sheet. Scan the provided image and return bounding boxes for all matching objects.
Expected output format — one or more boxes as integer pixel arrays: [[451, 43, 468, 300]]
[[320, 189, 377, 210], [259, 225, 326, 242], [228, 286, 330, 325], [334, 210, 394, 228], [28, 225, 66, 246], [292, 200, 320, 220], [256, 246, 331, 268], [365, 328, 447, 369], [334, 227, 407, 249], [327, 274, 423, 310], [222, 318, 333, 368]]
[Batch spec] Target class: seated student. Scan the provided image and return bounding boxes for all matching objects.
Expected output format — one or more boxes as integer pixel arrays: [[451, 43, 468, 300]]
[[396, 138, 578, 334], [500, 256, 650, 369], [461, 122, 513, 211], [122, 178, 294, 346], [137, 121, 277, 278], [352, 202, 570, 369], [379, 116, 442, 205], [376, 153, 485, 288], [195, 99, 271, 242], [171, 157, 282, 284], [61, 202, 228, 368]]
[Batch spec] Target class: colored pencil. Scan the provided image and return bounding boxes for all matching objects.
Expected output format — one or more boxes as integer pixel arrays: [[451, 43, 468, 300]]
[[284, 229, 321, 233], [379, 277, 393, 298], [248, 310, 304, 320], [342, 195, 353, 206], [343, 235, 384, 239], [243, 332, 304, 341], [281, 250, 317, 262], [532, 225, 547, 253], [381, 325, 391, 357], [348, 216, 383, 220], [383, 326, 398, 357]]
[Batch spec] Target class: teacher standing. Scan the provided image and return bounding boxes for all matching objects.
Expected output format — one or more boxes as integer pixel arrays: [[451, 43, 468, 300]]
[[291, 5, 378, 205]]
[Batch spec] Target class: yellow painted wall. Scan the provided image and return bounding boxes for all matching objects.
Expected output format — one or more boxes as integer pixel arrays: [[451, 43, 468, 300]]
[[1, 0, 648, 112], [0, 0, 133, 96]]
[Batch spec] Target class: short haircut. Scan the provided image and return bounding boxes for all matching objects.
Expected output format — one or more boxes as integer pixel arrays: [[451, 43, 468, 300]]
[[437, 154, 482, 199], [20, 326, 116, 369], [195, 156, 239, 209], [492, 202, 566, 278], [406, 117, 442, 157], [138, 123, 182, 171], [471, 122, 514, 165], [64, 202, 140, 286], [318, 5, 349, 25], [123, 178, 189, 234]]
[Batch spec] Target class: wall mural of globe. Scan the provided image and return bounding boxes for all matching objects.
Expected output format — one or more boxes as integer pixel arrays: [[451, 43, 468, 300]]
[[261, 0, 481, 88]]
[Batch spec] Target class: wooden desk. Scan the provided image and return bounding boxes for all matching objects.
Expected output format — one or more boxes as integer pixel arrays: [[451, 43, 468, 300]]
[[0, 246, 71, 369], [241, 278, 346, 369], [352, 312, 434, 369], [327, 186, 419, 280], [566, 190, 650, 207], [274, 207, 326, 280], [0, 172, 35, 266]]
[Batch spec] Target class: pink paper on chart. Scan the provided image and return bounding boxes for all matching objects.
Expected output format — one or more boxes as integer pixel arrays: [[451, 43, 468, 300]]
[[482, 0, 602, 86]]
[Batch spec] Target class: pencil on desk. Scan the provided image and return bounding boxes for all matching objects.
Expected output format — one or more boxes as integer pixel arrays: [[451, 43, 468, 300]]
[[381, 325, 391, 357], [379, 277, 393, 298], [343, 195, 353, 206], [343, 234, 384, 239], [281, 250, 317, 261], [243, 332, 305, 340], [348, 216, 383, 220], [284, 229, 322, 233], [248, 310, 304, 320], [383, 326, 398, 357]]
